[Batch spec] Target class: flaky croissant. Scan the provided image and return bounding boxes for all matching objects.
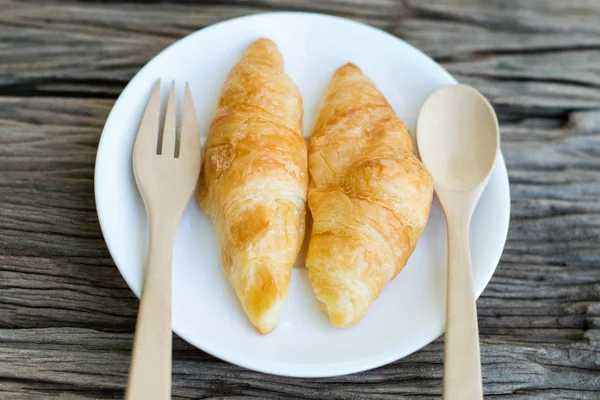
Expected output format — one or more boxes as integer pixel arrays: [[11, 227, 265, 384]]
[[306, 63, 433, 327], [199, 39, 308, 334]]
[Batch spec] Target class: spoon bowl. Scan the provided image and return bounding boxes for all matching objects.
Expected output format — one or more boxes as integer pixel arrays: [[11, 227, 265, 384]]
[[417, 84, 500, 400], [418, 84, 499, 192]]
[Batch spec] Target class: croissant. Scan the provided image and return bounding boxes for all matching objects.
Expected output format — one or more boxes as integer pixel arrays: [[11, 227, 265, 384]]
[[306, 63, 433, 327], [199, 39, 307, 334]]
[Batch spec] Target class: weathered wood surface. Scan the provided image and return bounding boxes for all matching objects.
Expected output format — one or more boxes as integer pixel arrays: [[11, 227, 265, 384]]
[[1, 0, 599, 398]]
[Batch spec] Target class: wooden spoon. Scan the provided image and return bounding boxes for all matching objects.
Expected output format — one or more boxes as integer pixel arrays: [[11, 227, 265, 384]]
[[416, 84, 499, 400]]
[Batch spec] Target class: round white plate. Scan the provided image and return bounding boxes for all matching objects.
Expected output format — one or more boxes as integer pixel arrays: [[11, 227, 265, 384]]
[[95, 12, 510, 377]]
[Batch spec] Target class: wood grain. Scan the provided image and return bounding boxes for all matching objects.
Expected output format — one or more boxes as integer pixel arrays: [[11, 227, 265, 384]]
[[1, 0, 599, 398]]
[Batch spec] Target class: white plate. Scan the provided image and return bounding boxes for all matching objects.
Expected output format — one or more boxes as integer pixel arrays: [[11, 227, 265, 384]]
[[95, 12, 510, 377]]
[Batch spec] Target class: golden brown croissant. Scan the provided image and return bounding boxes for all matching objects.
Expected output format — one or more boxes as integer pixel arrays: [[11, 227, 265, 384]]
[[199, 39, 308, 334], [306, 63, 433, 327]]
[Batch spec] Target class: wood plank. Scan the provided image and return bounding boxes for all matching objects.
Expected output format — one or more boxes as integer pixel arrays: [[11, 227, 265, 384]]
[[404, 0, 600, 34], [0, 328, 598, 399], [395, 19, 600, 59], [0, 96, 137, 332], [0, 0, 403, 97], [394, 1, 600, 117]]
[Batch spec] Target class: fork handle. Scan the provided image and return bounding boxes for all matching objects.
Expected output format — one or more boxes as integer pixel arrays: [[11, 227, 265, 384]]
[[126, 216, 177, 400]]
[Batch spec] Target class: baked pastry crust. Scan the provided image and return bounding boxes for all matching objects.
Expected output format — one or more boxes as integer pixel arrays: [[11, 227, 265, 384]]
[[306, 63, 433, 327], [199, 39, 308, 334]]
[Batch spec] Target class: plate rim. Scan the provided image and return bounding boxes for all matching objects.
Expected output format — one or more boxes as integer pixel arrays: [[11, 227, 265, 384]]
[[94, 11, 511, 377]]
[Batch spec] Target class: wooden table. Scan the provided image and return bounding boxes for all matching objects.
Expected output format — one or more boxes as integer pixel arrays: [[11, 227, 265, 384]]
[[1, 1, 599, 398]]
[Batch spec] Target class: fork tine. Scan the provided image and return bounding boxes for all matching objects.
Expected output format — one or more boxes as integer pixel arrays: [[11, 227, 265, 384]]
[[180, 82, 201, 160], [161, 81, 177, 157], [133, 80, 161, 158]]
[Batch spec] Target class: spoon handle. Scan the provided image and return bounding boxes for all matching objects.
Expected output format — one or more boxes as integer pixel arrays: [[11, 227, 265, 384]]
[[443, 214, 483, 400]]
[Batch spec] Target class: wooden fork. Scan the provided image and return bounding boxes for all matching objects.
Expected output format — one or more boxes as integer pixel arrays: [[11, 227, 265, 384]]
[[126, 81, 201, 400]]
